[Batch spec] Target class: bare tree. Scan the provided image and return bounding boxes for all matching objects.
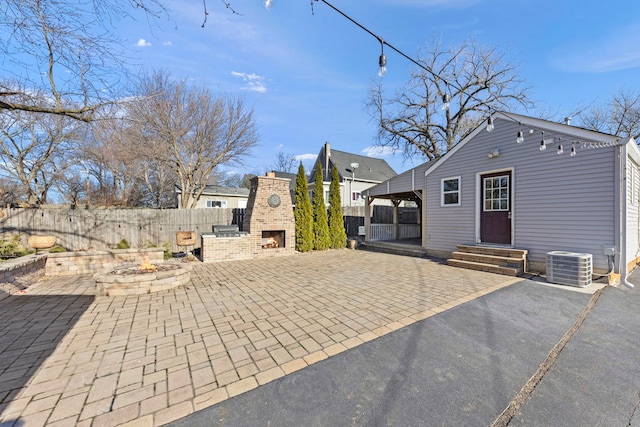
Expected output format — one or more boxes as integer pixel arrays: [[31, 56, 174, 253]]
[[0, 109, 77, 204], [579, 90, 640, 140], [367, 38, 533, 161], [0, 178, 22, 207], [55, 171, 87, 206], [0, 0, 166, 121], [131, 71, 259, 209], [81, 116, 154, 207], [270, 151, 297, 173]]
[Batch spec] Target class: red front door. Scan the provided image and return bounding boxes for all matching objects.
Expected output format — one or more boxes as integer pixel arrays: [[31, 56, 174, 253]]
[[480, 171, 511, 244]]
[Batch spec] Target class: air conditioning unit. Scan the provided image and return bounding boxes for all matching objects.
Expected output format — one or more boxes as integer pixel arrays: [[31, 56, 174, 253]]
[[546, 251, 592, 287]]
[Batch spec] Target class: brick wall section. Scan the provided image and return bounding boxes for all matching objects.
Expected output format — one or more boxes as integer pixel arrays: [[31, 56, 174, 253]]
[[201, 175, 296, 262], [0, 254, 47, 300], [201, 235, 253, 262], [45, 248, 165, 277]]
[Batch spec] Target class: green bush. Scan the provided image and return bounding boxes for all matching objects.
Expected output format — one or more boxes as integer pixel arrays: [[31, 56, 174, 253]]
[[328, 165, 347, 249], [312, 166, 330, 251], [163, 241, 173, 260], [0, 235, 34, 259], [48, 245, 67, 253], [115, 238, 130, 249], [294, 163, 314, 252]]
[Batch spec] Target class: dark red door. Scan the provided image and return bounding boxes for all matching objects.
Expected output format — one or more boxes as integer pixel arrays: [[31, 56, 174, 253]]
[[480, 171, 511, 244]]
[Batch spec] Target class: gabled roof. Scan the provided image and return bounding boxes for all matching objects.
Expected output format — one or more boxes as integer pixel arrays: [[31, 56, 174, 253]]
[[310, 142, 397, 183], [273, 171, 298, 190]]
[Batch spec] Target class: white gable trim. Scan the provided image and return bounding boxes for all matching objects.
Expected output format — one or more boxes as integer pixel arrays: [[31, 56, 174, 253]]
[[425, 111, 621, 178]]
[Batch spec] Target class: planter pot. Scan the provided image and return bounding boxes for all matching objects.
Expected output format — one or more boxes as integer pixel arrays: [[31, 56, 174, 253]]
[[28, 235, 56, 250], [348, 239, 357, 250]]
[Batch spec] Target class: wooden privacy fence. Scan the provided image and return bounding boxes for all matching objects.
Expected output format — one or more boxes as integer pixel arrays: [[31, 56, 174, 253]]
[[0, 205, 419, 252], [0, 207, 241, 253]]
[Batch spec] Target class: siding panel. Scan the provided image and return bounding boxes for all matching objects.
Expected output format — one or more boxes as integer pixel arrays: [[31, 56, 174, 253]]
[[425, 117, 617, 271]]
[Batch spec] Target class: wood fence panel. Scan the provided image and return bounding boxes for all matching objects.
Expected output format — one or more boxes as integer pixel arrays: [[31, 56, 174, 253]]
[[0, 205, 419, 252], [0, 208, 237, 252]]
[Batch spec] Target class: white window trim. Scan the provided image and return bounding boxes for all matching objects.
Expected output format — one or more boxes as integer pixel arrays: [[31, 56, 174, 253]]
[[441, 176, 461, 207]]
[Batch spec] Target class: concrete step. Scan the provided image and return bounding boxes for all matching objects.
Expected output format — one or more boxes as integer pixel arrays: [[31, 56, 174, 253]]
[[456, 244, 528, 259], [451, 251, 525, 268], [447, 259, 521, 276], [359, 242, 427, 258]]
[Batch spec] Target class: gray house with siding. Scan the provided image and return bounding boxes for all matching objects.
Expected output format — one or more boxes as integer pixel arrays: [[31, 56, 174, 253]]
[[363, 112, 640, 284]]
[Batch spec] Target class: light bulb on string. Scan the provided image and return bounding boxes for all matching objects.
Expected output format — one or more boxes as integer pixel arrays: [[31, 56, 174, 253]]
[[377, 41, 387, 77], [442, 94, 450, 111], [378, 53, 387, 77], [557, 145, 563, 155], [516, 130, 524, 143], [570, 145, 577, 157], [486, 116, 494, 132], [540, 132, 546, 151]]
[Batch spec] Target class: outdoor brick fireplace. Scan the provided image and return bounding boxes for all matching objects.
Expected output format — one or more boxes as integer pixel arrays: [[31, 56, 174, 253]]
[[201, 173, 295, 262]]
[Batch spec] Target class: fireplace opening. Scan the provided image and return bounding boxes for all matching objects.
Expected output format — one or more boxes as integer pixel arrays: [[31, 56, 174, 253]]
[[262, 231, 284, 249]]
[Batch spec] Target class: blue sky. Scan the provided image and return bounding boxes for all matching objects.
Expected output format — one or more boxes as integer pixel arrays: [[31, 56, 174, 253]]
[[118, 0, 640, 176]]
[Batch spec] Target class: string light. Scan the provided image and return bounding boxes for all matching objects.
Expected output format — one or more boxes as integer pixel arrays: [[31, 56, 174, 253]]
[[486, 116, 494, 132], [442, 94, 450, 111], [378, 41, 386, 77], [308, 1, 620, 159]]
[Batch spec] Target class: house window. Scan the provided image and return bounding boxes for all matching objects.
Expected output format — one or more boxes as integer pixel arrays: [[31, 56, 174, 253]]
[[206, 200, 227, 208], [441, 176, 460, 206]]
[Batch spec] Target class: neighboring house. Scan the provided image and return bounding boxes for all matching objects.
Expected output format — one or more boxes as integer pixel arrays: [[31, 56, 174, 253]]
[[273, 171, 298, 204], [308, 142, 397, 207], [174, 185, 250, 209], [363, 111, 640, 281]]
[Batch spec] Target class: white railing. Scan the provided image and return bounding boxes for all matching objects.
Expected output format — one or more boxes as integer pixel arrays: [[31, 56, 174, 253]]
[[399, 224, 421, 239], [369, 224, 421, 241], [370, 224, 394, 241]]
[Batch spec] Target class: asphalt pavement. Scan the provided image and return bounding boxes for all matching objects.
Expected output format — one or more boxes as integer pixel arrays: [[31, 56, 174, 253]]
[[169, 273, 640, 427]]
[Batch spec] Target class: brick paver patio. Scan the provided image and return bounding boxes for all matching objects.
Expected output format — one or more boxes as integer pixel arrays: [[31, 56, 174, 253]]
[[0, 250, 519, 426]]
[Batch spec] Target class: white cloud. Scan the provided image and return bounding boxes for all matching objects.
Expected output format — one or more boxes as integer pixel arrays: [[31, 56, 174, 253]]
[[231, 71, 267, 93], [294, 153, 317, 162], [276, 144, 284, 149], [361, 146, 396, 158], [135, 39, 152, 48], [162, 41, 172, 46]]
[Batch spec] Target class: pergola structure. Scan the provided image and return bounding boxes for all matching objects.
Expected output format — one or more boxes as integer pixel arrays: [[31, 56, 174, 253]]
[[362, 162, 436, 246]]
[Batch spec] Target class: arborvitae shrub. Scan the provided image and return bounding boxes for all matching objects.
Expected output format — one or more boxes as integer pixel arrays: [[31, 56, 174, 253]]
[[312, 166, 330, 251], [328, 165, 347, 249], [294, 163, 314, 252]]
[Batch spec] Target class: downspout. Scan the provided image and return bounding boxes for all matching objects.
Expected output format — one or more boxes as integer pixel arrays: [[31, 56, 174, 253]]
[[619, 144, 635, 288]]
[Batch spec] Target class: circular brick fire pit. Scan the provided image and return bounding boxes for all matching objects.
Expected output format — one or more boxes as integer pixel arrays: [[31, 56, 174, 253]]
[[94, 261, 192, 296]]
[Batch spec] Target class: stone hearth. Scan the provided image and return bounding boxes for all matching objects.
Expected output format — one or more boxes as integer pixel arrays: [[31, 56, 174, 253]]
[[201, 174, 295, 262]]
